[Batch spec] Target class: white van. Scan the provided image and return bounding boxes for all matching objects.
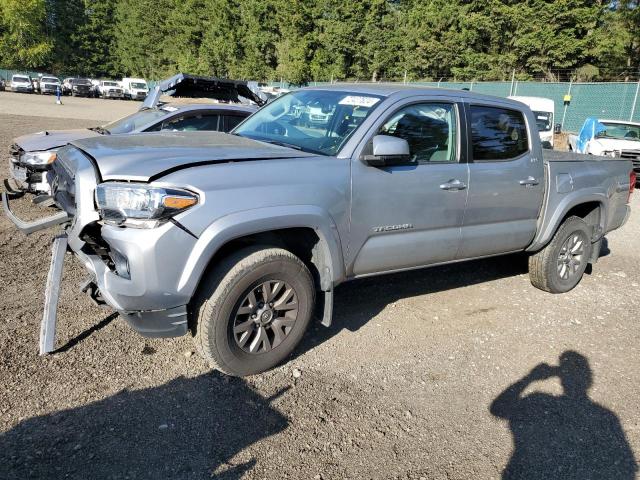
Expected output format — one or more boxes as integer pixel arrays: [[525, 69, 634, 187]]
[[121, 77, 149, 100], [508, 96, 555, 148]]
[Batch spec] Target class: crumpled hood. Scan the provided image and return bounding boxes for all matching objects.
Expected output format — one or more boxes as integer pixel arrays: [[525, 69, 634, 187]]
[[70, 131, 317, 181], [591, 138, 640, 152], [14, 129, 100, 152]]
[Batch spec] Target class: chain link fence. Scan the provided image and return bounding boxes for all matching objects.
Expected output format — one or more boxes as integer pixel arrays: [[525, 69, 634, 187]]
[[3, 67, 639, 133], [274, 80, 640, 133]]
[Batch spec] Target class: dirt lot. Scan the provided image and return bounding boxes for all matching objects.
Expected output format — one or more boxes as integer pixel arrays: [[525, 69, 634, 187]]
[[0, 96, 639, 479]]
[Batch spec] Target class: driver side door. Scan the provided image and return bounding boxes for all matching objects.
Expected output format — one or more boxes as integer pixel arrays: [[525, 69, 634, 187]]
[[349, 97, 469, 276]]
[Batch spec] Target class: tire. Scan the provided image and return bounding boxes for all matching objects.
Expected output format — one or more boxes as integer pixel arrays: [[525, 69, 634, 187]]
[[193, 246, 315, 376], [529, 216, 592, 293]]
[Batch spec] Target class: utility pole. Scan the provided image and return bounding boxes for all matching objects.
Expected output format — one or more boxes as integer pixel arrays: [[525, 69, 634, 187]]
[[509, 69, 515, 96], [628, 67, 640, 122], [561, 77, 573, 131]]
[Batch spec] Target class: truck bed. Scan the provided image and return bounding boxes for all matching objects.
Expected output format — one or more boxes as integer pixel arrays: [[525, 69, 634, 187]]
[[529, 149, 633, 252], [543, 149, 614, 162]]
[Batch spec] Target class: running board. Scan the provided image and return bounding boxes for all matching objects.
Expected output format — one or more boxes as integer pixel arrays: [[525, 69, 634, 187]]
[[1, 192, 70, 234], [40, 234, 68, 355]]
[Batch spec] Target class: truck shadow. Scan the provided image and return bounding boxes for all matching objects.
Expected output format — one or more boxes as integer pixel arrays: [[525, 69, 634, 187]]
[[0, 373, 289, 479], [297, 253, 529, 356], [490, 351, 637, 479]]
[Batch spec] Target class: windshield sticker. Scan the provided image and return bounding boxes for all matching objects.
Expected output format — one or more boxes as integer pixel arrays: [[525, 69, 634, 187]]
[[537, 115, 548, 120], [339, 96, 380, 107]]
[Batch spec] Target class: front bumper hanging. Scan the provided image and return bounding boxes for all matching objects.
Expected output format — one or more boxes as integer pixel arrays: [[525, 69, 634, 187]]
[[1, 192, 70, 234], [40, 234, 67, 354]]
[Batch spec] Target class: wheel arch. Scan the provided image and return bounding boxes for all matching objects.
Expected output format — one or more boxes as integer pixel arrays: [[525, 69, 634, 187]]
[[177, 205, 346, 301], [527, 194, 607, 252]]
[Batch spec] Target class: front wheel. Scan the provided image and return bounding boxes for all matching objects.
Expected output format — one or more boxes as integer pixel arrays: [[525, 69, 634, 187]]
[[193, 246, 315, 376], [529, 216, 592, 293]]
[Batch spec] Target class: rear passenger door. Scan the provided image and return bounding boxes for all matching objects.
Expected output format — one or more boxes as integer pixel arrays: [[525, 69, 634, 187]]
[[458, 103, 544, 259]]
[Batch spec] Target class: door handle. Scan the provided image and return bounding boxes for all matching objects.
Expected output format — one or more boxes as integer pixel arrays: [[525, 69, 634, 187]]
[[519, 176, 539, 186], [439, 179, 467, 191]]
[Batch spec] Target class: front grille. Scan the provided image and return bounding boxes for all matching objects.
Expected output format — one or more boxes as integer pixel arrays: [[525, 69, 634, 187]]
[[619, 149, 640, 160]]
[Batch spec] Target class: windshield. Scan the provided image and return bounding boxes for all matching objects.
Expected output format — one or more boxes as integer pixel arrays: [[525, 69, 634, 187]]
[[233, 90, 384, 155], [132, 82, 147, 89], [533, 111, 553, 132], [72, 78, 91, 85], [103, 81, 118, 87], [103, 108, 169, 134], [596, 122, 640, 141], [13, 76, 29, 83], [41, 77, 59, 83]]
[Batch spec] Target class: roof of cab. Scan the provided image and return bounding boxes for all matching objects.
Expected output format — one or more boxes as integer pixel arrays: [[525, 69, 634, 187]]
[[302, 82, 526, 108]]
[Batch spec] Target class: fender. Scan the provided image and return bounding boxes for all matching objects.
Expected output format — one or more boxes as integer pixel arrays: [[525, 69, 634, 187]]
[[527, 189, 608, 252], [176, 205, 346, 299]]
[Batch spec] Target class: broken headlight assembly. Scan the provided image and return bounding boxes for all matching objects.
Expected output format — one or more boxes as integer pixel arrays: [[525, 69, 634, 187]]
[[21, 150, 57, 166], [95, 182, 198, 228]]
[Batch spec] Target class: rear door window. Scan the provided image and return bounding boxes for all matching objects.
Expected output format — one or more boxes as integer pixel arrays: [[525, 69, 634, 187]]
[[470, 106, 529, 161]]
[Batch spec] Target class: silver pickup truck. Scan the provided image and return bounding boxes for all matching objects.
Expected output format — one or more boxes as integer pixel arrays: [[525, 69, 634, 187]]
[[2, 85, 635, 376]]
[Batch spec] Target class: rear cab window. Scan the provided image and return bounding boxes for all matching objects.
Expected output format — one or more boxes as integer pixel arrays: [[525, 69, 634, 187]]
[[470, 105, 529, 161]]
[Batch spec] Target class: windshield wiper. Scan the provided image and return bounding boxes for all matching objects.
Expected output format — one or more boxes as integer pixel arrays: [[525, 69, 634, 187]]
[[89, 126, 110, 135]]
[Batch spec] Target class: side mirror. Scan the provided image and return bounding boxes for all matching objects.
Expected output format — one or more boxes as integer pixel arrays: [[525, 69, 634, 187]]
[[361, 135, 412, 167]]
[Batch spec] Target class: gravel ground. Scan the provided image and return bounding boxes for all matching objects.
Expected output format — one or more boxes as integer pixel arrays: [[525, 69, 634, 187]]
[[0, 91, 138, 121], [0, 98, 638, 479]]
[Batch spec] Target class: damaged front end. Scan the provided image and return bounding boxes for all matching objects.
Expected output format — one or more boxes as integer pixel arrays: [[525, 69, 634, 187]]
[[2, 145, 191, 355], [6, 143, 57, 195]]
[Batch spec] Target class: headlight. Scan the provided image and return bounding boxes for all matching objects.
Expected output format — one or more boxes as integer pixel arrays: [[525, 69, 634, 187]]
[[21, 150, 57, 166], [602, 150, 619, 158], [95, 182, 198, 228]]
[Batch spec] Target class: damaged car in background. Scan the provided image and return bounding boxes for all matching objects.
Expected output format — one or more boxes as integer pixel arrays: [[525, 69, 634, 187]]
[[5, 74, 263, 195]]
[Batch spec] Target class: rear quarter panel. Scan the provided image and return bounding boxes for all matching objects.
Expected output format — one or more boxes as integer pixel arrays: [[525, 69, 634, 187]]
[[528, 153, 632, 251]]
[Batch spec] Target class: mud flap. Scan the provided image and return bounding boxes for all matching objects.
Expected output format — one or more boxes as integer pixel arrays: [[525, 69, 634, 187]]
[[40, 234, 67, 355]]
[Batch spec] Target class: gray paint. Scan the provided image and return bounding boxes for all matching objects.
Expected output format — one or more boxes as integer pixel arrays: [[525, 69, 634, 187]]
[[41, 85, 633, 336]]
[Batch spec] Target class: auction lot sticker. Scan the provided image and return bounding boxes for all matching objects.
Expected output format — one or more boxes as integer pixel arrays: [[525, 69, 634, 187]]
[[339, 96, 380, 107]]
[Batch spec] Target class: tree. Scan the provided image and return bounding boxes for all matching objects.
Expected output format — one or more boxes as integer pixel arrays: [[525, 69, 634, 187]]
[[70, 0, 119, 77], [0, 0, 52, 69]]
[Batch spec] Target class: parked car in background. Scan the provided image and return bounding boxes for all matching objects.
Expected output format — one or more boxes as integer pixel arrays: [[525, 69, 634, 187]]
[[0, 79, 5, 91], [121, 77, 149, 100], [568, 118, 640, 183], [10, 74, 34, 93], [66, 77, 94, 97], [98, 80, 124, 99], [4, 85, 633, 375], [5, 73, 262, 194], [39, 75, 62, 95], [508, 96, 555, 148]]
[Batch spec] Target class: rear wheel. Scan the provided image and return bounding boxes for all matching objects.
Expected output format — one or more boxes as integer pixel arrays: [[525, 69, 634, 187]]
[[193, 246, 315, 376], [529, 216, 592, 293]]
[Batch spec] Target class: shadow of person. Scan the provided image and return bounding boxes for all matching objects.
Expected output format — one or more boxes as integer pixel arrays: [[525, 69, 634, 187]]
[[490, 351, 637, 479], [0, 372, 289, 479]]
